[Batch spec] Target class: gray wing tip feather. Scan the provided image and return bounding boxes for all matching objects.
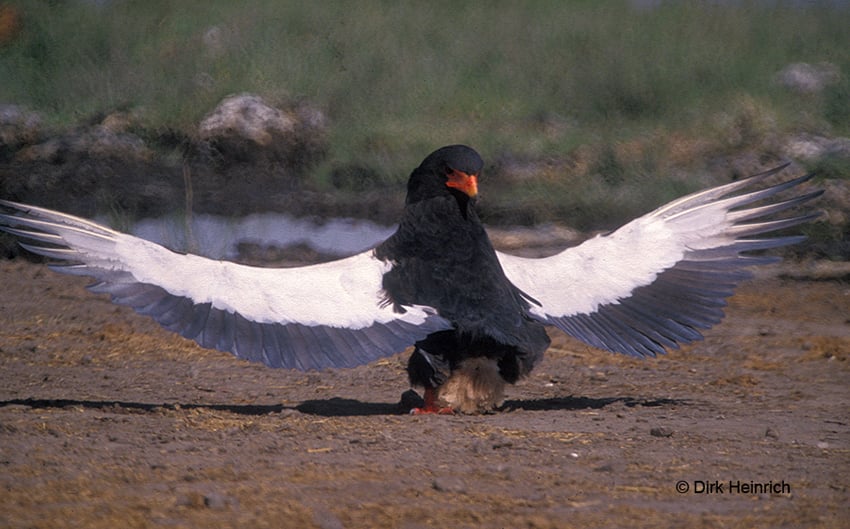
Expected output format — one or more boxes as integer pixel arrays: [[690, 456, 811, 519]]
[[552, 166, 821, 359]]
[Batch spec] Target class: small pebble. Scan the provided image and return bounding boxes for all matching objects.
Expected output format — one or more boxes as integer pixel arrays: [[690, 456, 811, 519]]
[[203, 492, 231, 510], [432, 477, 467, 494], [650, 426, 674, 438], [590, 371, 608, 382]]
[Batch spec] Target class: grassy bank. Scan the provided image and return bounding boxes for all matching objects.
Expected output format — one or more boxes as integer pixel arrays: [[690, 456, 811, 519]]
[[0, 1, 848, 234]]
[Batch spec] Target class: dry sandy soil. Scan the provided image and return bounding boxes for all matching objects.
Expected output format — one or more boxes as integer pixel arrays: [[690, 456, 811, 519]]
[[0, 258, 848, 529]]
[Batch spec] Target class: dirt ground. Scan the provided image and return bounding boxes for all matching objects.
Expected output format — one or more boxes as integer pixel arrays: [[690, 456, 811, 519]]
[[0, 258, 848, 529]]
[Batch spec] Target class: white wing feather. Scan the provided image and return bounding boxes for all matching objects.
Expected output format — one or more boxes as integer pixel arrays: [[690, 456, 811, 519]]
[[501, 216, 681, 319], [498, 166, 821, 357], [0, 200, 450, 369]]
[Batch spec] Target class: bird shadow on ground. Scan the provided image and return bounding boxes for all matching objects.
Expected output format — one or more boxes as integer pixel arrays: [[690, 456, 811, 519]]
[[0, 397, 400, 417], [0, 395, 690, 418], [0, 398, 288, 416], [296, 394, 691, 416], [501, 395, 689, 412]]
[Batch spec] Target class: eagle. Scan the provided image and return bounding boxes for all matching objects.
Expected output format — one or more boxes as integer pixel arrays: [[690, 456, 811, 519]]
[[0, 145, 821, 413]]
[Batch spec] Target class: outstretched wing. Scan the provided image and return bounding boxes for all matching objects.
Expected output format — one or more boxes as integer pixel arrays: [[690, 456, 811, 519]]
[[497, 165, 822, 357], [0, 200, 450, 370]]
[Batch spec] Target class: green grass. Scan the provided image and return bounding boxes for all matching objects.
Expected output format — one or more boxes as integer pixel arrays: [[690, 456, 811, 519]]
[[1, 1, 848, 225]]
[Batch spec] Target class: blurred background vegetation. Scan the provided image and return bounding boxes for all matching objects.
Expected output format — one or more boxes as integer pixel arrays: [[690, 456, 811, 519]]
[[0, 1, 847, 239]]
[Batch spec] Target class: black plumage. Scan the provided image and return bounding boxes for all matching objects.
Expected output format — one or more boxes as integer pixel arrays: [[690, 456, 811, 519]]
[[375, 145, 550, 404]]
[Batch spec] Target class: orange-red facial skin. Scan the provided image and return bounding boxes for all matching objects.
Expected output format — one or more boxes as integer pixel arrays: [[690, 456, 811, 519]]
[[445, 169, 479, 197]]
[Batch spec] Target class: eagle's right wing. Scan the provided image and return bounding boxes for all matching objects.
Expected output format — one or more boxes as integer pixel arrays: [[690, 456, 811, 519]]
[[0, 200, 451, 370]]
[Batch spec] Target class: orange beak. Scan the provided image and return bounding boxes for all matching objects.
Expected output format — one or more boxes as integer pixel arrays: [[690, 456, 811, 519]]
[[445, 169, 479, 197]]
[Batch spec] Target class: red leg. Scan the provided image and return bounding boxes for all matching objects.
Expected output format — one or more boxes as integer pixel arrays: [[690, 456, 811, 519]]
[[410, 387, 454, 415]]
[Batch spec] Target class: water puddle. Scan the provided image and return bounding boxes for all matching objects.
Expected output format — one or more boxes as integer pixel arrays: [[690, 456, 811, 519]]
[[119, 212, 396, 261]]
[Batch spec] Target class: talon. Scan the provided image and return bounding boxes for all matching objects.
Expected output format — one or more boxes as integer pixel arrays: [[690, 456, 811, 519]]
[[409, 387, 454, 415], [410, 406, 454, 415]]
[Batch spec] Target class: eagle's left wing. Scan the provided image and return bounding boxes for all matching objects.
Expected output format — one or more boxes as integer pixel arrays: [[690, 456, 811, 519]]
[[497, 165, 821, 357]]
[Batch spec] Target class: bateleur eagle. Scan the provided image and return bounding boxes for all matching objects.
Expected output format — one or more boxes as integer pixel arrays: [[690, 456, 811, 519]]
[[0, 145, 822, 413]]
